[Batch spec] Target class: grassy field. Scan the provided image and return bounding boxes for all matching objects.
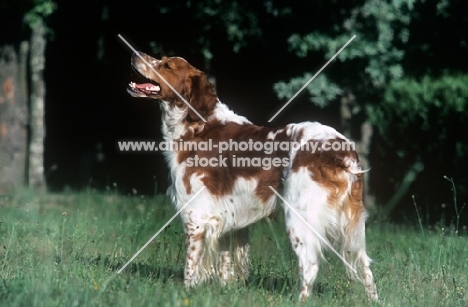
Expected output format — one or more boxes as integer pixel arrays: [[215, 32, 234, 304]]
[[0, 189, 467, 307]]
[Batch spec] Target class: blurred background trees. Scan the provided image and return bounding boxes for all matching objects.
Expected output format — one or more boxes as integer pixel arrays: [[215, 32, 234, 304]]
[[0, 44, 29, 193], [0, 0, 55, 192], [0, 0, 466, 226]]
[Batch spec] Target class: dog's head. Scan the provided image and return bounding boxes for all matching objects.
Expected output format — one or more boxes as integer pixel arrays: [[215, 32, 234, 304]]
[[128, 52, 217, 122]]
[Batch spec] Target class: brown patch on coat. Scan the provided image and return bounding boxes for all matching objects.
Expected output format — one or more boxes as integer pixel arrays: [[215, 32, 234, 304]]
[[177, 121, 290, 204], [291, 138, 364, 225]]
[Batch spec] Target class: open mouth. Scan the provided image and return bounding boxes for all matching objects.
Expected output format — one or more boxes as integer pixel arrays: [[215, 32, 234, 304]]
[[127, 64, 162, 97], [128, 81, 161, 96]]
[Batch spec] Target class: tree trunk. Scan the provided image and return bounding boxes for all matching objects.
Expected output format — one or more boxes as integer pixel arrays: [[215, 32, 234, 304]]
[[356, 121, 374, 208], [28, 19, 47, 191], [0, 44, 29, 194], [381, 160, 424, 217], [340, 92, 375, 208]]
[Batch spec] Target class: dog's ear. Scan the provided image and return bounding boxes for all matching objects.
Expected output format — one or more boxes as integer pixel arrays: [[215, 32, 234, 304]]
[[186, 73, 217, 122]]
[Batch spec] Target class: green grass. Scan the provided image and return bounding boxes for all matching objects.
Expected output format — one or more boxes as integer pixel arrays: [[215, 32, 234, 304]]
[[0, 189, 467, 307]]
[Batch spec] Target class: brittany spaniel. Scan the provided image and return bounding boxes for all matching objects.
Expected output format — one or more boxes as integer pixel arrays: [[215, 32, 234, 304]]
[[127, 52, 378, 301]]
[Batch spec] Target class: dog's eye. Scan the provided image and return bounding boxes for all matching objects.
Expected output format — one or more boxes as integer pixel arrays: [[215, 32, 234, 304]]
[[163, 62, 171, 70]]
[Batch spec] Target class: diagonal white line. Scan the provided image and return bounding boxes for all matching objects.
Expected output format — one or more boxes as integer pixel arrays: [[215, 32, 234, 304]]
[[268, 35, 356, 122], [117, 187, 206, 274], [268, 186, 357, 274], [118, 34, 207, 123]]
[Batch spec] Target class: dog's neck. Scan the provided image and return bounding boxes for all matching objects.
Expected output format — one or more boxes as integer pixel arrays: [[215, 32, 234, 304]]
[[159, 100, 188, 142], [159, 99, 252, 141]]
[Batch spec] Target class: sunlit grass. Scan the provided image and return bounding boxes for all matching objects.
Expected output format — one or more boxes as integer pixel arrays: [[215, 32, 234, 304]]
[[0, 189, 467, 306]]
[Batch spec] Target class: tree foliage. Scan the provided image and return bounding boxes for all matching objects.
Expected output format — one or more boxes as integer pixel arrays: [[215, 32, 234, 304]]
[[23, 0, 56, 28], [274, 0, 416, 109], [144, 0, 266, 61], [374, 74, 468, 134], [370, 74, 468, 156]]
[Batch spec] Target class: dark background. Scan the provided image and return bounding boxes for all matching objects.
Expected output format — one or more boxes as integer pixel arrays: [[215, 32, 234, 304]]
[[1, 0, 467, 227]]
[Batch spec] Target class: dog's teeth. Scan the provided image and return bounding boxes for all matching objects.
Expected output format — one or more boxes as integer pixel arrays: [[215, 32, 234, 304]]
[[145, 85, 160, 91]]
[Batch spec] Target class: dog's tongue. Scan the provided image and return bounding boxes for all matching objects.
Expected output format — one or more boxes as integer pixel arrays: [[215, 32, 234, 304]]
[[134, 83, 160, 91]]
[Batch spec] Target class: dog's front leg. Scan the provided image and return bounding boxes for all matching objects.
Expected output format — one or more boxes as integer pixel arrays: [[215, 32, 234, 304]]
[[218, 227, 250, 283], [184, 222, 205, 287]]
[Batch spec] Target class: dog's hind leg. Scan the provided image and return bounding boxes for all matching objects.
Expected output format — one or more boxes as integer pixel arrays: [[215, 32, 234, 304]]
[[340, 173, 378, 301], [286, 212, 323, 302], [283, 169, 336, 301], [341, 212, 378, 301]]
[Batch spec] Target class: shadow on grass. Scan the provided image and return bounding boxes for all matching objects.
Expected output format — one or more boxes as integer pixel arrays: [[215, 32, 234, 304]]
[[74, 254, 184, 282], [247, 272, 329, 298], [73, 254, 331, 299]]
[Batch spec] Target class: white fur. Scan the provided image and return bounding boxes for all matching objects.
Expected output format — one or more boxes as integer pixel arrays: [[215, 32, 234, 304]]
[[211, 102, 251, 125]]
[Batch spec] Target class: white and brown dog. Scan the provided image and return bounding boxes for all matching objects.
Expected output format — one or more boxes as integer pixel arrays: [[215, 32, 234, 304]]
[[127, 52, 378, 301]]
